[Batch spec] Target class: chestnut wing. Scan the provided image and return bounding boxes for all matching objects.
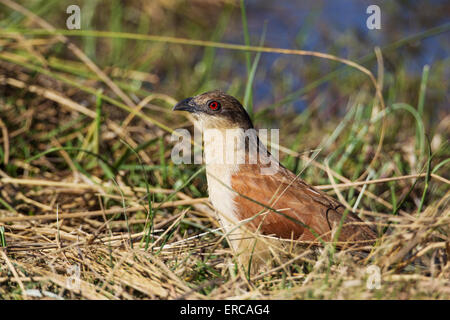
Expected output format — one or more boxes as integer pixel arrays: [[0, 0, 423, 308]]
[[231, 165, 376, 243]]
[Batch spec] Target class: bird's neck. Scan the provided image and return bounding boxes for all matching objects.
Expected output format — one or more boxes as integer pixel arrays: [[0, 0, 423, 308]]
[[200, 126, 279, 237], [202, 127, 272, 169], [202, 126, 278, 188]]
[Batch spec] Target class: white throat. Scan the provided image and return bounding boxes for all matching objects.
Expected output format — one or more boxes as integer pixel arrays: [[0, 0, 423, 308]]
[[202, 127, 245, 230], [194, 119, 278, 253]]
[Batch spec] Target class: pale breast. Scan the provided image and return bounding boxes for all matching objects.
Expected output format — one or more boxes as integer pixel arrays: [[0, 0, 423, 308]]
[[205, 163, 239, 229]]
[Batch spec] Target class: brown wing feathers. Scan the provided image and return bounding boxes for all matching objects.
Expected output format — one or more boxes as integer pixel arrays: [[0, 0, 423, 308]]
[[231, 164, 376, 244]]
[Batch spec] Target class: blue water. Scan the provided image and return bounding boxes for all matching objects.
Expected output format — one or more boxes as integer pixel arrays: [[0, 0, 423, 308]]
[[221, 0, 449, 112]]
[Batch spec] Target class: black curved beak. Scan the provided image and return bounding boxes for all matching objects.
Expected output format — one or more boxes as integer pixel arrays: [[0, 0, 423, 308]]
[[173, 97, 196, 113]]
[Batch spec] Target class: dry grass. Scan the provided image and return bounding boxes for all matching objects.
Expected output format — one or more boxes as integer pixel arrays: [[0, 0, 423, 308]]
[[0, 174, 448, 299], [0, 66, 447, 298], [0, 0, 449, 300]]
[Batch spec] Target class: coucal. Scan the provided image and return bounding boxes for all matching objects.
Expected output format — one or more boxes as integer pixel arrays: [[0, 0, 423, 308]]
[[174, 90, 376, 271]]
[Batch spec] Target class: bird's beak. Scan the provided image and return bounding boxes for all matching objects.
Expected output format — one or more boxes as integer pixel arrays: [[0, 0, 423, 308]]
[[173, 97, 196, 113]]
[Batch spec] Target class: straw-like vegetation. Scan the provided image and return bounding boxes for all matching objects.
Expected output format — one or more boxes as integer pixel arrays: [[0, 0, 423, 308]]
[[0, 0, 449, 299]]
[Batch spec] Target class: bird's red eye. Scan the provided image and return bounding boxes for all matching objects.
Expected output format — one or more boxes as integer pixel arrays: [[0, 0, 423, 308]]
[[208, 100, 221, 110]]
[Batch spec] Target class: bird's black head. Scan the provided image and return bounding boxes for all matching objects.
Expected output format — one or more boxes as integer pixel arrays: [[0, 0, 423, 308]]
[[173, 90, 254, 129]]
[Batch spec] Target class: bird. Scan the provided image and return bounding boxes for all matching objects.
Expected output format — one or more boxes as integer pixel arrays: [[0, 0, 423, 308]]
[[173, 90, 376, 272]]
